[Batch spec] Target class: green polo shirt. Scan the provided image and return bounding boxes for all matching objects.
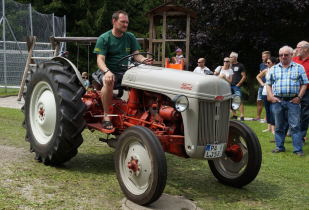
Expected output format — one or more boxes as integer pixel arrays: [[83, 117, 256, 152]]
[[93, 30, 141, 73]]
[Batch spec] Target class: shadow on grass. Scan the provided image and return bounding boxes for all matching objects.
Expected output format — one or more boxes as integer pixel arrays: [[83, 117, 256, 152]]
[[61, 151, 115, 175], [165, 156, 281, 202]]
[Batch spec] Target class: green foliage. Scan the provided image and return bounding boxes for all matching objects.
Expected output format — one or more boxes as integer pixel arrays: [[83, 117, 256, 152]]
[[181, 0, 309, 101], [15, 0, 163, 72]]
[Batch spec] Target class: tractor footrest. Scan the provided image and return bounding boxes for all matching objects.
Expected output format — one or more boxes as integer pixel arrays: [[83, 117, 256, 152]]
[[87, 122, 115, 134]]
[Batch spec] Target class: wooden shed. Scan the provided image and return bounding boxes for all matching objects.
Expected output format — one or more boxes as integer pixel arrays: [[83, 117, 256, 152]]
[[147, 2, 197, 70]]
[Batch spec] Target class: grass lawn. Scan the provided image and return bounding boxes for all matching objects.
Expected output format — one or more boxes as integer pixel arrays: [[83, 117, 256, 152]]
[[0, 105, 308, 209], [0, 87, 19, 97]]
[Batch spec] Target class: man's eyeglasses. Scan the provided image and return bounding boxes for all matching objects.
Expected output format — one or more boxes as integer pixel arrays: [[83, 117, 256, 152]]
[[266, 62, 271, 64], [197, 62, 203, 63], [82, 77, 87, 79], [279, 53, 290, 57]]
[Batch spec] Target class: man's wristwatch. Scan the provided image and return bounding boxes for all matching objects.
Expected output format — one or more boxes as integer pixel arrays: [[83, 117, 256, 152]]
[[103, 68, 109, 73], [297, 95, 302, 99]]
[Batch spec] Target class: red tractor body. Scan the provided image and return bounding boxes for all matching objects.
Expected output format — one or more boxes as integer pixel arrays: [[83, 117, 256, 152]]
[[82, 88, 187, 157]]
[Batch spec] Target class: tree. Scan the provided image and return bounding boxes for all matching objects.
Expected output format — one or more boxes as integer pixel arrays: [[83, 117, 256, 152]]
[[181, 0, 309, 101], [16, 0, 162, 72]]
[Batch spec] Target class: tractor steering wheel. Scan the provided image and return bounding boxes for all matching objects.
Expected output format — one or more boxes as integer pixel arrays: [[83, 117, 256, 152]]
[[118, 52, 154, 70]]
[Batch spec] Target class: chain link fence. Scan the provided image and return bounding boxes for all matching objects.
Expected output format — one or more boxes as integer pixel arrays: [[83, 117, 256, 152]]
[[0, 0, 66, 89]]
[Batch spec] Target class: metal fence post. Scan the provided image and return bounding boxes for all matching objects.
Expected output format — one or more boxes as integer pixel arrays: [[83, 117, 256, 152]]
[[52, 13, 55, 37], [29, 3, 33, 36], [2, 0, 7, 93], [63, 15, 66, 51]]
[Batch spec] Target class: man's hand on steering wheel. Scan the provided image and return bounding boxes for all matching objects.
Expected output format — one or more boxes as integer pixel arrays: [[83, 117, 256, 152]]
[[118, 52, 154, 70], [142, 57, 153, 65]]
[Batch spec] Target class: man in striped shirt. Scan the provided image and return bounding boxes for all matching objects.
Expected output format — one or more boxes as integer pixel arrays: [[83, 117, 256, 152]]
[[266, 46, 309, 156]]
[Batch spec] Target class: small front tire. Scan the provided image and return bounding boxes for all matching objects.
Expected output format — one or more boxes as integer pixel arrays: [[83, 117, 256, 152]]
[[114, 126, 167, 205], [208, 120, 262, 187]]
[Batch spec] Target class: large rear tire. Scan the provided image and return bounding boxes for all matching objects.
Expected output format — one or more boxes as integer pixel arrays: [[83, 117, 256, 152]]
[[23, 61, 86, 165], [114, 126, 167, 205], [208, 120, 262, 187]]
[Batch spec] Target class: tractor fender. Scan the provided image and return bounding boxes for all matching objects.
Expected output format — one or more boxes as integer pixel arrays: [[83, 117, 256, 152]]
[[52, 56, 86, 89]]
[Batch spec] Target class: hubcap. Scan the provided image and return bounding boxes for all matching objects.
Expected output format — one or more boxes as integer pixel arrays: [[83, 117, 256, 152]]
[[119, 138, 152, 195], [214, 136, 248, 178], [225, 144, 243, 162], [29, 81, 57, 144]]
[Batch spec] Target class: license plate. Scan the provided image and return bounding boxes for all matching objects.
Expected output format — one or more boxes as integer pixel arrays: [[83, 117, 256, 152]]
[[204, 143, 225, 158]]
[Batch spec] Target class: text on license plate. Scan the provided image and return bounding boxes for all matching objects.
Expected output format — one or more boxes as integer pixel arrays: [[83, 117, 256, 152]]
[[204, 143, 225, 158]]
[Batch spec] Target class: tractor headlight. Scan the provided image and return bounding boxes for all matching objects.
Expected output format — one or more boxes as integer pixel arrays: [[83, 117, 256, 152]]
[[173, 95, 189, 112], [231, 95, 241, 110]]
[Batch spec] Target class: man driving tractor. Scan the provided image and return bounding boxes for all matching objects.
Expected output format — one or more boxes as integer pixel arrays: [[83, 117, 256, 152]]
[[93, 10, 152, 130]]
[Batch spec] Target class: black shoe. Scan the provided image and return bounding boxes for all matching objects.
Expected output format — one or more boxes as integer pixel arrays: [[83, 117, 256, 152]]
[[294, 151, 304, 156], [240, 117, 244, 121], [272, 148, 285, 153], [231, 116, 237, 120]]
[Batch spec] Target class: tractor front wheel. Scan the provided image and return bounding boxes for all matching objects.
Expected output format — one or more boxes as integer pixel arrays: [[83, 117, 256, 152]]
[[114, 126, 167, 205], [208, 120, 262, 187]]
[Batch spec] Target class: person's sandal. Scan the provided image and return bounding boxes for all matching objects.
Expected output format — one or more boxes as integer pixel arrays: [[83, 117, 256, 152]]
[[102, 120, 114, 130]]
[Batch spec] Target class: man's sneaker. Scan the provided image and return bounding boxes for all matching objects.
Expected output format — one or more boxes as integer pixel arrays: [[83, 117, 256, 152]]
[[252, 118, 260, 121], [294, 151, 304, 156], [272, 148, 285, 153], [240, 117, 244, 121], [231, 116, 237, 120]]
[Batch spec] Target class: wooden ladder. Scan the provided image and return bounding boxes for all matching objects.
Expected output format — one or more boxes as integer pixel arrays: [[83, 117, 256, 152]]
[[17, 36, 57, 101]]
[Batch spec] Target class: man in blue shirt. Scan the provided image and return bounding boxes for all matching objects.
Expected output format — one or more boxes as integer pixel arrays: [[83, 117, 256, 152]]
[[266, 46, 309, 156]]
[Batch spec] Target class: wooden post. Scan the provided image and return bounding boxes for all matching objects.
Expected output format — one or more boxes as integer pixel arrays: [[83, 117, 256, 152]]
[[50, 36, 60, 56], [149, 14, 153, 56], [185, 15, 190, 71], [162, 11, 167, 67], [17, 36, 36, 101]]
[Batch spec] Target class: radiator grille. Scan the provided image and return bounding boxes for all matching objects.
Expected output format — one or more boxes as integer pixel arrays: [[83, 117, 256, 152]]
[[197, 100, 230, 145]]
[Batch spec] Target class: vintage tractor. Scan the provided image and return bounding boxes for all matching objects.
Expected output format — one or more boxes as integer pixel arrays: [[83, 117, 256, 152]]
[[22, 52, 262, 205]]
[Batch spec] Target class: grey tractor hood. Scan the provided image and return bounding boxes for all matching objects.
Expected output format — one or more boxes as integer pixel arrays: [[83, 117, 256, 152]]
[[122, 65, 232, 100]]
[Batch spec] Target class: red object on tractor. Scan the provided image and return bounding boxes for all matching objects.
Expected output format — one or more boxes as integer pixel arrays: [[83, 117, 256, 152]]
[[81, 88, 187, 157], [225, 144, 243, 162]]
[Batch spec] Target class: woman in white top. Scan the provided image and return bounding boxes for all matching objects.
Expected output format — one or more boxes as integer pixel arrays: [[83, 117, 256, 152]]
[[256, 57, 277, 134], [214, 57, 234, 83]]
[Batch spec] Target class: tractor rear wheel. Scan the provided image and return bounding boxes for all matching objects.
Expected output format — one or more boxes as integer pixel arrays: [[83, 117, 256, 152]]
[[23, 61, 86, 165], [208, 120, 262, 187], [114, 126, 167, 205]]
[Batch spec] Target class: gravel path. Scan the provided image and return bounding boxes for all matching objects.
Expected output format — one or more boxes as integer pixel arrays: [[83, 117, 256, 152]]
[[0, 96, 24, 109]]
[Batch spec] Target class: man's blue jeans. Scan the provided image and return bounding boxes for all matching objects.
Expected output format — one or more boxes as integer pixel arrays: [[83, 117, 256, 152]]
[[271, 101, 303, 152], [300, 90, 309, 139]]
